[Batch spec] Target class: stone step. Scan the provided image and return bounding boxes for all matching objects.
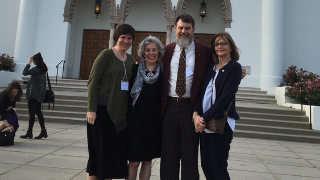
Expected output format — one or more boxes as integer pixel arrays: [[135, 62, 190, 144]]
[[16, 103, 87, 112], [236, 124, 317, 136], [17, 114, 86, 125], [237, 89, 268, 94], [236, 96, 277, 104], [236, 106, 306, 116], [18, 109, 86, 119], [238, 111, 309, 122], [21, 76, 87, 84], [234, 130, 320, 143], [238, 117, 310, 129], [236, 92, 275, 99]]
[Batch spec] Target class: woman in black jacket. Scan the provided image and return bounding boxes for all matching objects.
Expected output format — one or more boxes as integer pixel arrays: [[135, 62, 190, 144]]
[[0, 82, 23, 133], [193, 32, 242, 180], [20, 52, 48, 139]]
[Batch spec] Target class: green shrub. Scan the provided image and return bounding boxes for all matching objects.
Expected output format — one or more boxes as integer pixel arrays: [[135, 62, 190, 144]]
[[0, 53, 16, 72]]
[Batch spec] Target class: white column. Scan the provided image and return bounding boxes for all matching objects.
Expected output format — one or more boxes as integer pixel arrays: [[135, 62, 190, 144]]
[[13, 0, 40, 78], [260, 0, 283, 94], [109, 23, 116, 48], [166, 25, 172, 45]]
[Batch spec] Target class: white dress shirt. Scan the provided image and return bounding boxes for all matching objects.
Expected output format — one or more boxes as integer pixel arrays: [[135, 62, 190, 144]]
[[168, 41, 195, 97], [202, 66, 235, 133]]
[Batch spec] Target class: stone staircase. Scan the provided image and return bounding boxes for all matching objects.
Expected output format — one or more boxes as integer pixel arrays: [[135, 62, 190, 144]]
[[9, 77, 320, 143]]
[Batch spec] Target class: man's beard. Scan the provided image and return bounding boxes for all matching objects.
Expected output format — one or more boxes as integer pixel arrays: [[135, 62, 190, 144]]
[[175, 34, 194, 49]]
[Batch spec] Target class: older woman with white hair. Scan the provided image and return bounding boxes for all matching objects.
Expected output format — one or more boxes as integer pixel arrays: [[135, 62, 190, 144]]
[[127, 36, 164, 180]]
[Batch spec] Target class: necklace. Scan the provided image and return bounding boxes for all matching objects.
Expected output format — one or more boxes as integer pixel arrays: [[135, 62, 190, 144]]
[[114, 48, 126, 61], [216, 58, 231, 70], [146, 64, 157, 78]]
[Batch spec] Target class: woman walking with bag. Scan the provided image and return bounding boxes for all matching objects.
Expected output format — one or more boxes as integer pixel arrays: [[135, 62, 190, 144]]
[[20, 52, 48, 139]]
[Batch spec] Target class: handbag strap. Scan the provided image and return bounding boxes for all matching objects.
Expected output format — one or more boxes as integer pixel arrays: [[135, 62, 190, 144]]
[[46, 72, 51, 90], [225, 98, 234, 112]]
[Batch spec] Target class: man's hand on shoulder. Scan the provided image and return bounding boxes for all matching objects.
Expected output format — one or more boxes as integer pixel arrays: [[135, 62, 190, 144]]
[[241, 68, 246, 79]]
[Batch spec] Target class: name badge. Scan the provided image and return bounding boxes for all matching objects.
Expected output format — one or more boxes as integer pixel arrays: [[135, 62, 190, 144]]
[[186, 66, 193, 77], [121, 81, 129, 91]]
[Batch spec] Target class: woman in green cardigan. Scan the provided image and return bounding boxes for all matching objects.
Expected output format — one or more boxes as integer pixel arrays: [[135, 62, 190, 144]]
[[86, 24, 136, 180]]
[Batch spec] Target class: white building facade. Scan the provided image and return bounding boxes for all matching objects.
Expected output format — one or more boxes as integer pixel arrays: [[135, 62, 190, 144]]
[[1, 0, 319, 94]]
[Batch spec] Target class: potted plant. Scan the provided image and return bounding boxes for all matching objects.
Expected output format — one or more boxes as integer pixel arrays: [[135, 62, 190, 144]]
[[283, 65, 320, 106], [0, 53, 16, 72]]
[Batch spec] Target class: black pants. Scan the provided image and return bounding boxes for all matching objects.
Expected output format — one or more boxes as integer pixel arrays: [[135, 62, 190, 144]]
[[28, 98, 45, 130], [200, 122, 233, 180], [160, 99, 200, 180]]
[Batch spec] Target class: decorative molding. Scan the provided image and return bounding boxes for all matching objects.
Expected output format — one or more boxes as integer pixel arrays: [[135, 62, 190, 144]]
[[221, 0, 232, 28], [176, 0, 187, 15], [108, 0, 116, 16], [164, 0, 177, 28], [163, 0, 173, 18], [109, 0, 130, 25], [63, 0, 76, 22], [119, 0, 131, 23]]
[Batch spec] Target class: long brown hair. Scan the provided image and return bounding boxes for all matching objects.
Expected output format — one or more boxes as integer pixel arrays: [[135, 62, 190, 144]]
[[6, 82, 23, 102], [211, 32, 240, 64]]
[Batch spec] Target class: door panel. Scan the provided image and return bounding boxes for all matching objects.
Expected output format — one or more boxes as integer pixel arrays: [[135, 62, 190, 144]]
[[79, 30, 110, 80]]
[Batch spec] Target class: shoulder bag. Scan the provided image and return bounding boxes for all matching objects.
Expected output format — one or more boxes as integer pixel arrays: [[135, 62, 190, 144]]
[[206, 99, 233, 134], [43, 72, 55, 109]]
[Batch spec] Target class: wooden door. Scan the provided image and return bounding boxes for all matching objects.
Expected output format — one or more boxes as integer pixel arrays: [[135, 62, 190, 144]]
[[132, 31, 167, 62], [79, 30, 110, 80], [194, 33, 216, 47]]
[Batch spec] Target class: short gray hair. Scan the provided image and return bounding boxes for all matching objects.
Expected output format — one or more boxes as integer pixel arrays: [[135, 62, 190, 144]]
[[138, 36, 165, 59]]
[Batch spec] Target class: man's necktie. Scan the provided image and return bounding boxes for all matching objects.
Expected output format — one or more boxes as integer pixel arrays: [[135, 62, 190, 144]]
[[176, 48, 186, 97]]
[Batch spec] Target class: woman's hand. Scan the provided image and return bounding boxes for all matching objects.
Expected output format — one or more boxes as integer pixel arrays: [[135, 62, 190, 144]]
[[6, 106, 12, 111], [6, 124, 14, 132], [86, 112, 96, 125], [194, 115, 206, 133], [28, 57, 33, 64]]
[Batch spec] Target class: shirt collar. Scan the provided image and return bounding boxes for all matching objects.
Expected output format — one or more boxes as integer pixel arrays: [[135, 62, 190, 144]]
[[175, 41, 195, 51]]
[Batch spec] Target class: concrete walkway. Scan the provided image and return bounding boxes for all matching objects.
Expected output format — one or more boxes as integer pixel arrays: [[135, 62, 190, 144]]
[[1, 121, 320, 180]]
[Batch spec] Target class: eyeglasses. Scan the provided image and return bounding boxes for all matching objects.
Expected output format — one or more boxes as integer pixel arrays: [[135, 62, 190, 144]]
[[214, 42, 229, 47]]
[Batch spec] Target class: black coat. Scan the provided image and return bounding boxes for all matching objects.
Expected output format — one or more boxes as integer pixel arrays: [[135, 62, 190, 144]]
[[193, 60, 242, 122]]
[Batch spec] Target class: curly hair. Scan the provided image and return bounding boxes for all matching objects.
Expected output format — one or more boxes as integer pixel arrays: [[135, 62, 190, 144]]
[[138, 36, 165, 59]]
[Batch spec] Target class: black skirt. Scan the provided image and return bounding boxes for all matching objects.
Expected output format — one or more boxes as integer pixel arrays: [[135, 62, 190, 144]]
[[86, 105, 128, 179]]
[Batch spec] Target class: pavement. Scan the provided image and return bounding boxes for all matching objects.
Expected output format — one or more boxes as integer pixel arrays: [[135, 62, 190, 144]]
[[1, 121, 320, 180]]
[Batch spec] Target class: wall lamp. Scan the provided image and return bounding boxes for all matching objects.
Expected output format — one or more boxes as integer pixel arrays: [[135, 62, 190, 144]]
[[200, 0, 207, 22], [95, 0, 102, 19]]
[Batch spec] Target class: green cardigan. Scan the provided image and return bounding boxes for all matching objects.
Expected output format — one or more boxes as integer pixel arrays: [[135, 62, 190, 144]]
[[87, 49, 134, 132]]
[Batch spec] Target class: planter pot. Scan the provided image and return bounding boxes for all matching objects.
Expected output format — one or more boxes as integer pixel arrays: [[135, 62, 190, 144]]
[[0, 71, 20, 88], [274, 86, 320, 130]]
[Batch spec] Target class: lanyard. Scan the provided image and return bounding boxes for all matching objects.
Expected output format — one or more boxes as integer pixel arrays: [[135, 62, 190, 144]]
[[122, 60, 128, 81], [115, 48, 128, 81]]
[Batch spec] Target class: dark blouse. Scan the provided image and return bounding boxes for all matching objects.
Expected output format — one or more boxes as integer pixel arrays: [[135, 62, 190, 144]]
[[0, 90, 16, 121]]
